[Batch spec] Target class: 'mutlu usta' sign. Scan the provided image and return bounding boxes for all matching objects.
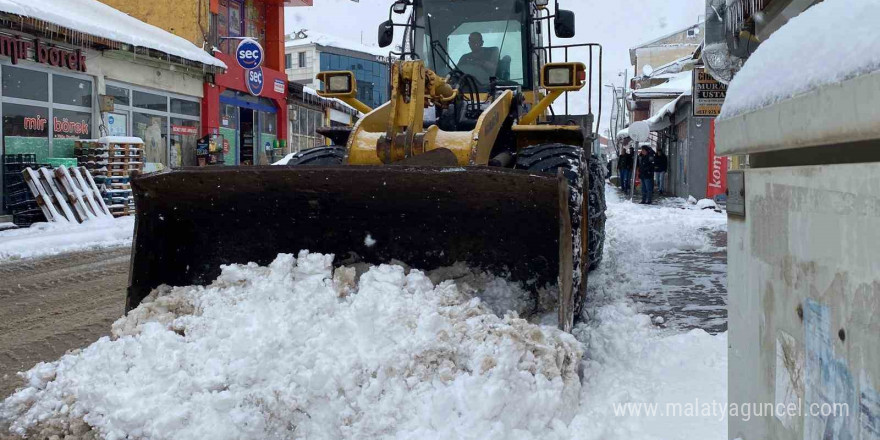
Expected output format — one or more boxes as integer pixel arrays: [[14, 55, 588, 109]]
[[0, 34, 87, 72]]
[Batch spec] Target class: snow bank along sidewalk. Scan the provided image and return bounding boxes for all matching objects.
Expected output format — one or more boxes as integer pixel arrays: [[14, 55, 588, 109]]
[[0, 217, 134, 261], [0, 252, 583, 439]]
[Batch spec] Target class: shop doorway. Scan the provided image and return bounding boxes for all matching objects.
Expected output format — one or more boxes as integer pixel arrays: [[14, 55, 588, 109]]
[[239, 108, 254, 165]]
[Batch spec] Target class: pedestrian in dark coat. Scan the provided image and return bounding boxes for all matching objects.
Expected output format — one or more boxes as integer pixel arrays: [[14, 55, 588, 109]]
[[637, 146, 655, 204], [654, 148, 668, 195], [617, 147, 632, 193]]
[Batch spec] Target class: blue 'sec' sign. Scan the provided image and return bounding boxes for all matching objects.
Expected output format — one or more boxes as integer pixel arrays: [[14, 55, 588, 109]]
[[236, 38, 263, 70], [246, 67, 264, 96]]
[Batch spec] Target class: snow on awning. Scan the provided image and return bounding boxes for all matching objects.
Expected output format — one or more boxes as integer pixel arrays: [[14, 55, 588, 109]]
[[631, 71, 693, 98], [302, 86, 365, 118], [719, 0, 880, 120], [617, 94, 688, 141], [0, 0, 227, 69]]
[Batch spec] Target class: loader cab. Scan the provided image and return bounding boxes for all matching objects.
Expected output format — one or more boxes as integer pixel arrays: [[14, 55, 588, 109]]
[[382, 0, 576, 92], [412, 0, 534, 92]]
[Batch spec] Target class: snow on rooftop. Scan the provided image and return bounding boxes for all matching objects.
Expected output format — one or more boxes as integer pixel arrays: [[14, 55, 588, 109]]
[[632, 71, 692, 97], [286, 30, 390, 58], [302, 85, 365, 117], [0, 0, 227, 69], [719, 0, 880, 120]]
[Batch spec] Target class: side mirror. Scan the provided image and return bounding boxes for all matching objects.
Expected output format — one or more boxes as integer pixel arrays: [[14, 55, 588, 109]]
[[555, 9, 576, 38], [378, 19, 394, 48]]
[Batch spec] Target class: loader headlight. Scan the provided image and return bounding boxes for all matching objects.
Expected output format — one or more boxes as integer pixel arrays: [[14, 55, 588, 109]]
[[541, 62, 587, 91], [316, 71, 357, 97]]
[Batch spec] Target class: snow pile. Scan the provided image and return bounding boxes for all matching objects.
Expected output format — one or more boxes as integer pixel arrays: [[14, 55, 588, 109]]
[[0, 216, 134, 261], [0, 252, 583, 439], [571, 304, 727, 439], [719, 0, 880, 119], [0, 0, 226, 68], [287, 30, 390, 58], [696, 199, 718, 210]]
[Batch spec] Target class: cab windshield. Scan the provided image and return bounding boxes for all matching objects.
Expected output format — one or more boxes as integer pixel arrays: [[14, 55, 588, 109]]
[[416, 0, 529, 91]]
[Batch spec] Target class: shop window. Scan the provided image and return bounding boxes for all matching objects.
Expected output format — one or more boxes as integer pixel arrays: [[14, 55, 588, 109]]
[[106, 85, 130, 106], [171, 98, 200, 117], [2, 66, 48, 102], [171, 118, 199, 167], [133, 91, 168, 112], [228, 0, 244, 37], [134, 113, 168, 171], [52, 109, 92, 158], [2, 103, 50, 163], [53, 76, 92, 108]]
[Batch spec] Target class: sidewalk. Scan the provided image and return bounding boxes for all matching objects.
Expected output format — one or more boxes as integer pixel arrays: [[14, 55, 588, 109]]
[[611, 188, 728, 334]]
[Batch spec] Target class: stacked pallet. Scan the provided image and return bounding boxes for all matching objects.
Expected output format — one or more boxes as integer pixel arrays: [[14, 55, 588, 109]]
[[103, 137, 143, 217], [21, 165, 112, 223], [75, 137, 144, 217], [3, 154, 46, 227]]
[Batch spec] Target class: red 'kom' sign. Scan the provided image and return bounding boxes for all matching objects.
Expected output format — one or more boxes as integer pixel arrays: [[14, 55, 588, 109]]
[[706, 119, 728, 199]]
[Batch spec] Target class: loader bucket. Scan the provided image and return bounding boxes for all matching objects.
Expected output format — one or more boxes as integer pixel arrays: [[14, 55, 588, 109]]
[[127, 166, 578, 329]]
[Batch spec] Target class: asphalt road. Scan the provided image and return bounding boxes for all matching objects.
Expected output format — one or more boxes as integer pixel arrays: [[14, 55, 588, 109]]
[[0, 247, 130, 400]]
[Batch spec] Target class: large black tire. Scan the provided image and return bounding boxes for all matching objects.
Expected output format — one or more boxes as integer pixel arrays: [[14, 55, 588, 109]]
[[586, 154, 607, 271], [515, 143, 600, 324], [285, 145, 346, 165]]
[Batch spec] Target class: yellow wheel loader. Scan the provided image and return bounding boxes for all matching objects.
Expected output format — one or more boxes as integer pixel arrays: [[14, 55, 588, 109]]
[[127, 0, 606, 332]]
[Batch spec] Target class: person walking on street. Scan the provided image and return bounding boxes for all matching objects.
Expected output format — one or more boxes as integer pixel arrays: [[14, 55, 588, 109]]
[[654, 148, 668, 195], [637, 146, 655, 204], [617, 147, 632, 194]]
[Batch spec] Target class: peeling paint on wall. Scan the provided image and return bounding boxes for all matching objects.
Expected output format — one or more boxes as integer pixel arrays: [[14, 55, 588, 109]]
[[803, 299, 858, 439], [861, 373, 880, 440], [776, 330, 804, 430]]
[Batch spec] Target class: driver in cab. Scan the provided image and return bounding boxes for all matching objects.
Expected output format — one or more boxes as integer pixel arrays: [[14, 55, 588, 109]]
[[457, 32, 499, 84]]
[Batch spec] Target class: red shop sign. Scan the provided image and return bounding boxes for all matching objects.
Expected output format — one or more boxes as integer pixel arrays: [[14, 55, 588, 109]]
[[172, 125, 199, 136], [0, 34, 86, 72]]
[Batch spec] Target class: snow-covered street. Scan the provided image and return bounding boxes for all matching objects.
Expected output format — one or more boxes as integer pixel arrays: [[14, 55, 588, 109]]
[[0, 188, 729, 439]]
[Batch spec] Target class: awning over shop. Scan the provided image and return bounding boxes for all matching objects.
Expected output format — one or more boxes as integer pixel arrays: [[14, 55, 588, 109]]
[[631, 71, 692, 99], [617, 93, 689, 141], [0, 0, 226, 69]]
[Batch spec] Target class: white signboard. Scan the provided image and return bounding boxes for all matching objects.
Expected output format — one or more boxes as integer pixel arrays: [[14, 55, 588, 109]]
[[104, 113, 127, 136]]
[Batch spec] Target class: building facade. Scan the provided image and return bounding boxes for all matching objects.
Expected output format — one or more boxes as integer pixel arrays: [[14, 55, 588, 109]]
[[0, 0, 228, 216], [617, 22, 725, 201], [286, 82, 359, 154], [103, 0, 309, 166], [285, 31, 391, 109]]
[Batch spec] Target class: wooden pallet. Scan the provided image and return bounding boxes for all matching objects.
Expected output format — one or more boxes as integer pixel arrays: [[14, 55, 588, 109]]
[[20, 166, 112, 224]]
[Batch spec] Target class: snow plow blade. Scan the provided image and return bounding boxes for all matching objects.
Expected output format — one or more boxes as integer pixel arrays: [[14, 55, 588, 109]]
[[127, 166, 577, 329]]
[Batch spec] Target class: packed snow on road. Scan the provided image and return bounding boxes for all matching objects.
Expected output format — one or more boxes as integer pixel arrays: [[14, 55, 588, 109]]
[[0, 190, 728, 439]]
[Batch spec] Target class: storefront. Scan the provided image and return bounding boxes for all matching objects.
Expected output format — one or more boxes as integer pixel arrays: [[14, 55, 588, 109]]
[[286, 81, 359, 153], [201, 0, 288, 165], [203, 51, 288, 166], [101, 81, 202, 170], [0, 3, 224, 216]]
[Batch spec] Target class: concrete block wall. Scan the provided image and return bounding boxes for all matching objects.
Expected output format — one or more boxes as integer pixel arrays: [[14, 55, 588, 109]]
[[728, 162, 880, 440]]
